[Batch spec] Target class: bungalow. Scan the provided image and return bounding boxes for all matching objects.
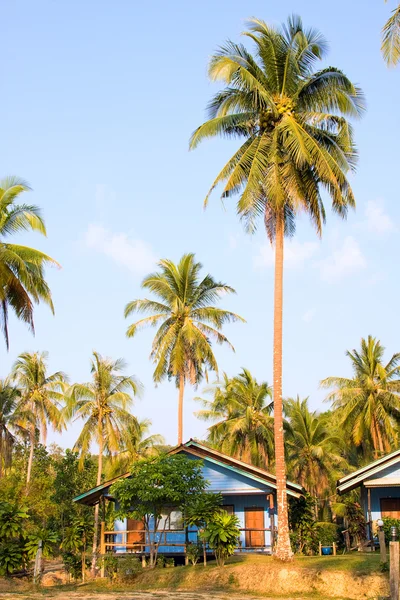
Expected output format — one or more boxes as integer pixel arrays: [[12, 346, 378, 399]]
[[337, 449, 400, 537], [74, 439, 304, 556]]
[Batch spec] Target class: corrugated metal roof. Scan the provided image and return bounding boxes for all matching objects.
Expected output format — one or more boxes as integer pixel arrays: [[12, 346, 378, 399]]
[[337, 449, 400, 494], [74, 439, 304, 505]]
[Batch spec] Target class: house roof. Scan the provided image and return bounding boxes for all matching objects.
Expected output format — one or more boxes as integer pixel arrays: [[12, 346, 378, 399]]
[[74, 439, 304, 506], [337, 449, 400, 494]]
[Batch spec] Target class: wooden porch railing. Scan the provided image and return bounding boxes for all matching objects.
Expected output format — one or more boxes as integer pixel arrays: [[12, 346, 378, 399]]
[[101, 525, 275, 553]]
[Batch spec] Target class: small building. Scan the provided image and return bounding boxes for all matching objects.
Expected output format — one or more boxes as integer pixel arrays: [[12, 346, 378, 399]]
[[337, 449, 400, 535], [74, 439, 304, 556]]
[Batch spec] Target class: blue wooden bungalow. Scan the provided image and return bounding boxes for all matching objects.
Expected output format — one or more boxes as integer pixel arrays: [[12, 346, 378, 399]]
[[74, 439, 304, 556], [337, 449, 400, 538]]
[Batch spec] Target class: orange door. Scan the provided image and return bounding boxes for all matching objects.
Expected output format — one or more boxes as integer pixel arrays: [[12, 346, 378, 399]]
[[245, 508, 264, 547], [127, 518, 145, 549], [381, 498, 400, 519]]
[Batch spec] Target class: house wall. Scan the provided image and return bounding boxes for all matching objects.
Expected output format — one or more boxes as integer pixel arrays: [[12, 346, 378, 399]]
[[112, 455, 277, 554], [361, 484, 400, 523], [113, 493, 274, 554]]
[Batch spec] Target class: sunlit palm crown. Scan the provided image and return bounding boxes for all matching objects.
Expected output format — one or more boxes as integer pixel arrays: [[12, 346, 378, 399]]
[[190, 15, 365, 236], [196, 368, 274, 468], [105, 418, 165, 478], [67, 351, 142, 462], [125, 253, 244, 385], [284, 396, 347, 497], [0, 379, 27, 473], [321, 336, 400, 455], [382, 3, 400, 66], [0, 176, 59, 349], [11, 351, 68, 443]]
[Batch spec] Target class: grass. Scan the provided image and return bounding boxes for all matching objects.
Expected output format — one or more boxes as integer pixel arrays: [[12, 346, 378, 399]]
[[0, 553, 387, 599]]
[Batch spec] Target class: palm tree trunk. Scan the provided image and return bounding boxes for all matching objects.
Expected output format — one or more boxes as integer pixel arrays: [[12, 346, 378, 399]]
[[272, 215, 293, 561], [91, 420, 103, 577], [178, 374, 184, 445], [26, 427, 35, 488]]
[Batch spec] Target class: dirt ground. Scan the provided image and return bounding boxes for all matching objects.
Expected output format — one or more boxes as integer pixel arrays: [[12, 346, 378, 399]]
[[0, 594, 319, 600]]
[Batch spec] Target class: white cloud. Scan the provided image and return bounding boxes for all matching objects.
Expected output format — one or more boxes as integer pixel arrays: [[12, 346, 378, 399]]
[[317, 236, 366, 283], [302, 308, 316, 323], [253, 239, 318, 270], [84, 223, 157, 274], [360, 199, 395, 235]]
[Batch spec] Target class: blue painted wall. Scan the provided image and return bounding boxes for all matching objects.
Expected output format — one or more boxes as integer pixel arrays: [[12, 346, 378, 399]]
[[361, 485, 400, 522], [112, 454, 276, 554]]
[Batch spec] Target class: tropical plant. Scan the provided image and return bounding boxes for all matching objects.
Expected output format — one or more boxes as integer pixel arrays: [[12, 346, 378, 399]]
[[0, 501, 29, 576], [11, 351, 67, 486], [0, 379, 26, 476], [112, 454, 208, 568], [201, 510, 240, 567], [190, 15, 364, 559], [25, 529, 58, 560], [196, 368, 274, 468], [124, 253, 244, 444], [321, 336, 400, 459], [184, 491, 223, 566], [382, 1, 400, 66], [284, 397, 347, 513], [67, 351, 141, 575], [105, 418, 165, 479], [0, 176, 58, 349]]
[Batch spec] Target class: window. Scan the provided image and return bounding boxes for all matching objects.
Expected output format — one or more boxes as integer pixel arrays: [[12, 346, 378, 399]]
[[223, 505, 235, 515], [381, 498, 400, 519], [158, 510, 184, 531]]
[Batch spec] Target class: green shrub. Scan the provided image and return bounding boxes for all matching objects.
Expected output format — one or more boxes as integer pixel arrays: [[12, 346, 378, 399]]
[[314, 522, 339, 547], [165, 557, 175, 568], [0, 542, 27, 576], [202, 510, 240, 567], [156, 555, 166, 568], [117, 555, 141, 581], [186, 542, 202, 565], [382, 517, 400, 544], [62, 551, 83, 580], [101, 553, 118, 581]]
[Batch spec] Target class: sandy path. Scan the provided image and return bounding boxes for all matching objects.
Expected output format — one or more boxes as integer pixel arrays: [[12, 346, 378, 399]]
[[0, 592, 310, 600]]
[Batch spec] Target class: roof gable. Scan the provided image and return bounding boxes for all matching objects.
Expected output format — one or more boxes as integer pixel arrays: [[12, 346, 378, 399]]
[[74, 438, 303, 505], [337, 449, 400, 494]]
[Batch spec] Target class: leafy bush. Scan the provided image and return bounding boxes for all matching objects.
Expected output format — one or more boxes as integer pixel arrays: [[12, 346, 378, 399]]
[[0, 542, 27, 576], [165, 557, 175, 568], [0, 501, 29, 575], [314, 522, 339, 546], [289, 494, 316, 555], [186, 542, 202, 565], [116, 555, 141, 581], [62, 551, 84, 581], [382, 517, 400, 544], [102, 553, 118, 581], [202, 510, 240, 567]]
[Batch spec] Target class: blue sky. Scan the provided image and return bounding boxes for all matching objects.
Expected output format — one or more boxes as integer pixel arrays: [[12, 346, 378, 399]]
[[1, 0, 399, 449]]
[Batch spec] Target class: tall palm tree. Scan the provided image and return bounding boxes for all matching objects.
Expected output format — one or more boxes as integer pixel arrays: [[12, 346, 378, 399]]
[[0, 379, 28, 477], [0, 176, 59, 349], [105, 418, 165, 478], [67, 351, 142, 575], [124, 253, 244, 445], [321, 336, 400, 459], [11, 351, 67, 485], [189, 15, 364, 560], [284, 396, 347, 516], [382, 2, 400, 66], [196, 368, 274, 468]]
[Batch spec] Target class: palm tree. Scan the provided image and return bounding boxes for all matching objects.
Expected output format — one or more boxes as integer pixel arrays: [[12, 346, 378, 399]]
[[67, 351, 142, 575], [105, 418, 165, 478], [284, 397, 347, 517], [189, 15, 364, 560], [321, 336, 400, 459], [382, 2, 400, 66], [124, 253, 244, 445], [0, 176, 59, 349], [0, 379, 28, 477], [196, 369, 274, 468], [11, 351, 67, 485]]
